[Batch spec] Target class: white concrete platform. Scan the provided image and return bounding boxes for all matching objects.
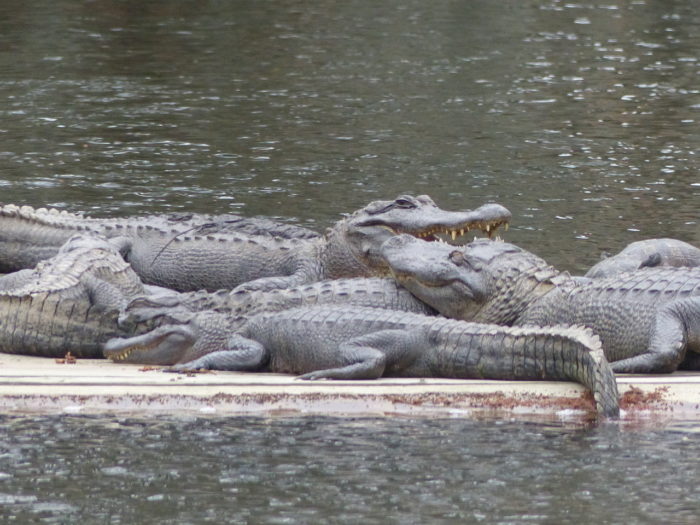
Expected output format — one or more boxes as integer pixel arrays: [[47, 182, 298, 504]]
[[1, 354, 699, 422]]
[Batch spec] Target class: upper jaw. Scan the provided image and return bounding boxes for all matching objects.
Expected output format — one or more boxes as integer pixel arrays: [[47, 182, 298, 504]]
[[356, 202, 512, 245]]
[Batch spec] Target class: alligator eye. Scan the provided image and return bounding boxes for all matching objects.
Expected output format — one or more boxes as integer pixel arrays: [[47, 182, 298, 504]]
[[449, 251, 465, 264], [394, 197, 416, 208], [449, 250, 481, 270]]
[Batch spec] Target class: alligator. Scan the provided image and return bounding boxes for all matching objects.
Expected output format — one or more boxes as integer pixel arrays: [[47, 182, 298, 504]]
[[0, 206, 317, 274], [585, 238, 700, 278], [104, 306, 619, 418], [118, 277, 437, 328], [0, 234, 153, 358], [0, 196, 511, 292], [111, 276, 439, 368], [381, 235, 700, 374]]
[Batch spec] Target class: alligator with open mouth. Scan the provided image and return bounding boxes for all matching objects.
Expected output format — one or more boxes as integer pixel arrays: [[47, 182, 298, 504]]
[[381, 235, 700, 374], [104, 274, 438, 372], [0, 196, 510, 293], [104, 305, 619, 418]]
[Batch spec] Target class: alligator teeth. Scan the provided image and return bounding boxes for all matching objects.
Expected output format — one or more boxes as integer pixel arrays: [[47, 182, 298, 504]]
[[486, 224, 490, 232], [504, 223, 509, 231], [451, 230, 457, 241], [110, 348, 134, 361]]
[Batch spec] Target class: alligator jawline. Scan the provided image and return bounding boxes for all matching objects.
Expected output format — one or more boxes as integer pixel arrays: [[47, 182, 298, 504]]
[[414, 220, 510, 242]]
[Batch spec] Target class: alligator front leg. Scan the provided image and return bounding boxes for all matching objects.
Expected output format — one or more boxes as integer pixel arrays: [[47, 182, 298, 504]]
[[168, 334, 268, 372], [230, 257, 321, 293]]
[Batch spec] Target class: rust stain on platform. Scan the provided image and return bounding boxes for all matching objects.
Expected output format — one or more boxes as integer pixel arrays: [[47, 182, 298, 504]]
[[1, 354, 700, 422]]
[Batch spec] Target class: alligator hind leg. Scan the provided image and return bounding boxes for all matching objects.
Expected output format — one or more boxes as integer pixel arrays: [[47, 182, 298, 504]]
[[298, 329, 421, 380], [297, 346, 386, 380], [82, 274, 136, 310], [610, 301, 691, 374]]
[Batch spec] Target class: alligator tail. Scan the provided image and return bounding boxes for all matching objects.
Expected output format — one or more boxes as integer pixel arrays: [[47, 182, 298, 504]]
[[514, 324, 620, 418], [457, 324, 620, 418], [0, 293, 118, 358]]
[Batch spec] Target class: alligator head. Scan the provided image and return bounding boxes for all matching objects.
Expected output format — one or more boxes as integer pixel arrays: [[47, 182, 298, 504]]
[[104, 324, 198, 365], [323, 195, 512, 279], [381, 235, 565, 325], [104, 310, 236, 365]]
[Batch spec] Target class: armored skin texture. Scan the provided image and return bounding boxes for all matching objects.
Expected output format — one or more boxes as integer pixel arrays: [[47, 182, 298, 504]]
[[118, 277, 437, 325], [104, 306, 619, 418], [108, 277, 438, 367], [0, 196, 510, 292], [585, 238, 700, 278], [103, 274, 437, 366], [0, 234, 157, 358], [0, 206, 317, 274], [381, 235, 700, 374]]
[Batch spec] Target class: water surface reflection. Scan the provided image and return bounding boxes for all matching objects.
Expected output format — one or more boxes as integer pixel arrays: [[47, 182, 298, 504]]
[[0, 1, 697, 272], [1, 415, 699, 523]]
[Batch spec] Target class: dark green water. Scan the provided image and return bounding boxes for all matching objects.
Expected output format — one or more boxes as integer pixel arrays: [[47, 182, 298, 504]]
[[0, 0, 697, 272], [1, 415, 700, 524], [0, 1, 699, 522]]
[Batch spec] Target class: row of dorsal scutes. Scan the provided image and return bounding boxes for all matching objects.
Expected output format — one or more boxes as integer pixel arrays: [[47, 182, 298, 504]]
[[1, 204, 312, 250], [101, 223, 303, 250], [7, 245, 129, 297], [0, 204, 178, 231], [0, 203, 88, 228]]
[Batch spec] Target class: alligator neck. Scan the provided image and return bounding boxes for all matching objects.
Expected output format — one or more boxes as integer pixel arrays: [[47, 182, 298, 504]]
[[317, 223, 378, 279], [477, 262, 573, 325]]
